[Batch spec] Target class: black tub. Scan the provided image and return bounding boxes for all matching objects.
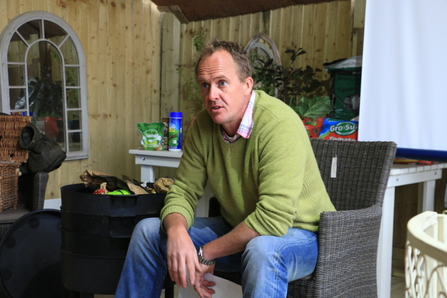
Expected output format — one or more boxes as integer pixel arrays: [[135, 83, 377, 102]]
[[61, 208, 150, 237], [60, 183, 165, 216], [60, 183, 166, 295], [61, 249, 125, 295], [61, 228, 130, 257]]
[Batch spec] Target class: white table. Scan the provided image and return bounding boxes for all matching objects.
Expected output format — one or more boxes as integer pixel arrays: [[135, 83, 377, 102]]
[[377, 162, 447, 298], [129, 149, 447, 298], [129, 150, 183, 183], [129, 149, 211, 217]]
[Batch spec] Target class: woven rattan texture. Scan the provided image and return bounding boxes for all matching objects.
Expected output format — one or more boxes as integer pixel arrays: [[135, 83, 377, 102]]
[[0, 161, 21, 212], [0, 115, 32, 163]]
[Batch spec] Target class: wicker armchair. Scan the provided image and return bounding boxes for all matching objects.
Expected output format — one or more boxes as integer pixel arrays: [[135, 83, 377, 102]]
[[210, 139, 397, 297], [0, 172, 49, 240]]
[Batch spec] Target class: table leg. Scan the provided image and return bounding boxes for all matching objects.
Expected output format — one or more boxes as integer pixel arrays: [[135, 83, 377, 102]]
[[420, 180, 436, 212], [377, 186, 395, 298], [140, 165, 155, 183]]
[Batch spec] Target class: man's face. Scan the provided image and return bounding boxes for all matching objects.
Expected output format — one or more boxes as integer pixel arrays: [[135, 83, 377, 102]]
[[196, 50, 253, 135]]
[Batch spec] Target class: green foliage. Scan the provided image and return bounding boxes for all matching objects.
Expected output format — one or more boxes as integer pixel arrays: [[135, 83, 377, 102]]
[[252, 48, 331, 120], [28, 67, 63, 118], [180, 28, 207, 113], [193, 28, 207, 52], [292, 96, 331, 120]]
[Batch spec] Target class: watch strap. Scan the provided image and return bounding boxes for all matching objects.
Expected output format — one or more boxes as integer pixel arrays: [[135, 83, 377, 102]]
[[197, 246, 216, 266]]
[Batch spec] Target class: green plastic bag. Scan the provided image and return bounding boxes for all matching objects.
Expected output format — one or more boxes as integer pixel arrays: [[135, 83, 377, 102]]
[[137, 122, 165, 150]]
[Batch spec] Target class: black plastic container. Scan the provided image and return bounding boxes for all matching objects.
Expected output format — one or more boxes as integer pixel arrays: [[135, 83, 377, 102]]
[[61, 249, 126, 295], [61, 228, 130, 256], [61, 208, 149, 237], [60, 183, 165, 216], [60, 183, 166, 295]]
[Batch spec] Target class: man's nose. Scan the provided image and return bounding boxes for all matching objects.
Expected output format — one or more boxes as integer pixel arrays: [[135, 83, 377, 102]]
[[208, 85, 219, 100]]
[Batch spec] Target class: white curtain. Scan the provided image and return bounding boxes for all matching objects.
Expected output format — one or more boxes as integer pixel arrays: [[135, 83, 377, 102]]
[[359, 0, 447, 159]]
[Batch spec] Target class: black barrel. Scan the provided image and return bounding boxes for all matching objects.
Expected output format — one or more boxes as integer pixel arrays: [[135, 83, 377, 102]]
[[60, 183, 166, 295]]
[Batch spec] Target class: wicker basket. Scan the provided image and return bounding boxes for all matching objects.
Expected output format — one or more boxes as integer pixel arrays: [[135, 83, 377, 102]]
[[0, 161, 21, 212], [0, 115, 32, 163]]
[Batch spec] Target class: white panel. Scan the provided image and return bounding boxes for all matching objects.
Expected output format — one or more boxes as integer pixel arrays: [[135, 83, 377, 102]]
[[359, 0, 447, 154]]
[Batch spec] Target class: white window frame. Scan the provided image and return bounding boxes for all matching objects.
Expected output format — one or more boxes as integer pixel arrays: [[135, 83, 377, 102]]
[[0, 11, 89, 160]]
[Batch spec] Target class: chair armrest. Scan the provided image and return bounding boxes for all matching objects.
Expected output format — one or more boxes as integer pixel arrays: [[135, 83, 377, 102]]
[[32, 172, 49, 210], [312, 204, 382, 297], [18, 172, 49, 211]]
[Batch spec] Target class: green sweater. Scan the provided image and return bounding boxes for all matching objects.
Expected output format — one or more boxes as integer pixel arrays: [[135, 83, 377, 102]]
[[161, 90, 335, 235]]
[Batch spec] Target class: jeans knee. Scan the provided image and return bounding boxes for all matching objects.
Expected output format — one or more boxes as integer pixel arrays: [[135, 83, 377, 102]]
[[129, 217, 165, 252], [243, 236, 277, 263], [133, 218, 161, 237]]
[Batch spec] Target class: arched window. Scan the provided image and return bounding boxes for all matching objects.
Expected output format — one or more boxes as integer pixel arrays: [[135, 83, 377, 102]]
[[0, 11, 89, 160], [245, 33, 281, 97]]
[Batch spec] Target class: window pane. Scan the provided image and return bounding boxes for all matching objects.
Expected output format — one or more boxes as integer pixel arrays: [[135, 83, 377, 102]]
[[26, 41, 65, 144], [27, 41, 64, 119], [41, 116, 64, 142], [66, 67, 79, 86], [44, 20, 67, 45], [8, 33, 27, 62], [9, 88, 25, 110], [17, 20, 42, 44], [68, 110, 81, 128], [7, 64, 25, 86], [69, 132, 82, 152], [60, 37, 78, 64], [66, 89, 80, 108]]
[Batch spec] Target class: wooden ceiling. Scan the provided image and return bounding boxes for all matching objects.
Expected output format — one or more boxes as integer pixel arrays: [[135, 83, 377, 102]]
[[153, 0, 335, 23]]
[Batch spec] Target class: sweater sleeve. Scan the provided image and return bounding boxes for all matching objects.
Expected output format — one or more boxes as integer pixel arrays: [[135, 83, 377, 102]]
[[244, 110, 311, 236], [160, 112, 209, 229]]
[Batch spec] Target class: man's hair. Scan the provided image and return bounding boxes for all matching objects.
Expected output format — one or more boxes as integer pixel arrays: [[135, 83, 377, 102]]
[[195, 38, 253, 82]]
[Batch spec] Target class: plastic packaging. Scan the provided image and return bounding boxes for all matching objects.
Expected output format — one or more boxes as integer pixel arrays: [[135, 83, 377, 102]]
[[169, 112, 182, 151], [137, 122, 165, 150], [318, 118, 358, 141]]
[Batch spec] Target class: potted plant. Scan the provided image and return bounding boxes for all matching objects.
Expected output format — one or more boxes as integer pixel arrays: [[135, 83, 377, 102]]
[[251, 48, 331, 138]]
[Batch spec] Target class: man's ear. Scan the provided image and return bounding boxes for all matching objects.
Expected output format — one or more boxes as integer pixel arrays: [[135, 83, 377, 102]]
[[244, 77, 254, 95]]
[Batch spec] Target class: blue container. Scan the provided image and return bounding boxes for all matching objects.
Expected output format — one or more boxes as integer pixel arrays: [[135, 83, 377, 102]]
[[169, 112, 182, 151]]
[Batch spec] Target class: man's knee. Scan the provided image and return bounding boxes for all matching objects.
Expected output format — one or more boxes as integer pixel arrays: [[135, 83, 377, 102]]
[[132, 217, 162, 240], [243, 236, 277, 262]]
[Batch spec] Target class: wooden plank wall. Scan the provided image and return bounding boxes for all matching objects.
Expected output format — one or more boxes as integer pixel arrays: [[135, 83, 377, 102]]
[[171, 0, 363, 136], [0, 0, 162, 199], [0, 0, 366, 200]]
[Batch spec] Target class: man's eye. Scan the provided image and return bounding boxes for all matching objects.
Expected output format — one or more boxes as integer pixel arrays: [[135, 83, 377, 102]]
[[201, 83, 209, 88], [219, 81, 227, 87]]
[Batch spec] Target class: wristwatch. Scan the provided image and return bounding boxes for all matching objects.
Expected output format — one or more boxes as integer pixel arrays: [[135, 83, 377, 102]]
[[197, 246, 216, 266]]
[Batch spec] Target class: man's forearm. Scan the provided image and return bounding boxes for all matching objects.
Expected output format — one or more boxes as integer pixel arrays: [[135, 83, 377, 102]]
[[163, 213, 260, 264], [201, 221, 260, 261], [163, 212, 188, 233]]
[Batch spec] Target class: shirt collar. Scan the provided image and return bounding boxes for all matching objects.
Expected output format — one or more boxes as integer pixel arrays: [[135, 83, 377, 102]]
[[236, 91, 256, 139], [221, 92, 256, 143]]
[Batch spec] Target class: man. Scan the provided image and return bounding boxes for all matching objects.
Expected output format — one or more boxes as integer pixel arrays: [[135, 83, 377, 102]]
[[115, 38, 335, 298]]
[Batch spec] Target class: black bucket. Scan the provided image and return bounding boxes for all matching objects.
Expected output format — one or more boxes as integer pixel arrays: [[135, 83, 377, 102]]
[[60, 183, 166, 295], [60, 208, 148, 237], [60, 249, 125, 295], [61, 228, 130, 256], [60, 184, 165, 216]]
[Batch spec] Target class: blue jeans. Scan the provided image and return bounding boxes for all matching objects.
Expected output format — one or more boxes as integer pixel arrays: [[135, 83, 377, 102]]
[[115, 217, 318, 298]]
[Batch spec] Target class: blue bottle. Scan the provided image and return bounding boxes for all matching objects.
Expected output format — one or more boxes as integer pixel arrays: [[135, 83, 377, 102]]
[[169, 112, 182, 151]]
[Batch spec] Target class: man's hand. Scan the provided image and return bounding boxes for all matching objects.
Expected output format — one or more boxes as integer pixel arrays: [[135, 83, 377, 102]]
[[193, 263, 216, 298], [164, 213, 201, 288]]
